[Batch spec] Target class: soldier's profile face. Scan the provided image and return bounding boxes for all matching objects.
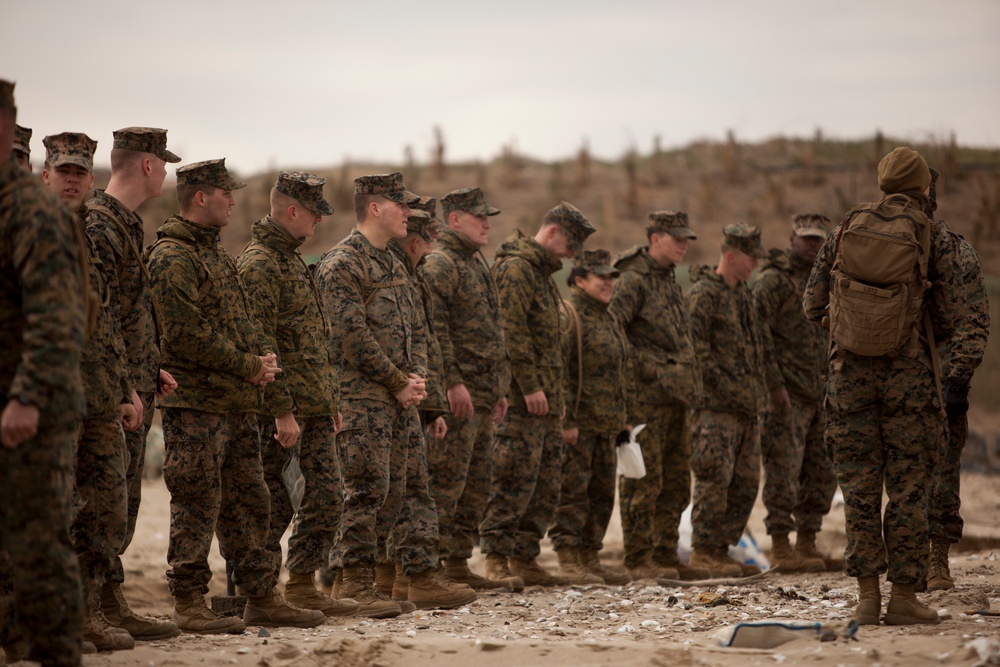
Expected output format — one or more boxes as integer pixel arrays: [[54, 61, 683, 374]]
[[378, 198, 410, 239], [452, 211, 490, 247], [791, 233, 823, 264], [654, 233, 689, 265], [287, 203, 322, 239], [730, 249, 758, 282], [575, 271, 614, 304], [148, 156, 167, 197], [43, 163, 94, 209], [203, 187, 235, 227]]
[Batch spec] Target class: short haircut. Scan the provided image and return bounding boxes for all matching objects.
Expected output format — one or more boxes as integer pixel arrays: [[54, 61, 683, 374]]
[[110, 147, 146, 173], [646, 226, 669, 242], [354, 193, 381, 222], [269, 187, 297, 217], [176, 183, 217, 212], [567, 266, 590, 287], [540, 209, 561, 229]]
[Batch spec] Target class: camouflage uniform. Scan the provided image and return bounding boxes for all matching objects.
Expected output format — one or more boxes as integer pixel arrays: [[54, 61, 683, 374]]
[[0, 120, 87, 665], [313, 189, 427, 570], [687, 225, 768, 553], [147, 160, 276, 597], [85, 127, 180, 589], [418, 189, 510, 561], [803, 154, 968, 585], [549, 251, 633, 554], [480, 203, 595, 560], [237, 172, 342, 582], [12, 125, 30, 166], [752, 217, 837, 539], [929, 233, 989, 545], [609, 212, 702, 569]]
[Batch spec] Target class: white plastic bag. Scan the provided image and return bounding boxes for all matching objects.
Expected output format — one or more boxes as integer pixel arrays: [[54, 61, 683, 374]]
[[617, 423, 647, 479]]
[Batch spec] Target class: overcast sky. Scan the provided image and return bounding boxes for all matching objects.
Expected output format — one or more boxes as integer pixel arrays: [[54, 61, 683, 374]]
[[3, 0, 998, 175]]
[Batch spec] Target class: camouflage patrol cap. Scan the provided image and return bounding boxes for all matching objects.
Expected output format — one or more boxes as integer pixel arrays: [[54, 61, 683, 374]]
[[574, 249, 620, 278], [43, 132, 98, 171], [176, 158, 247, 190], [877, 147, 931, 194], [648, 210, 696, 239], [13, 125, 31, 158], [0, 79, 13, 110], [112, 127, 180, 163], [722, 223, 767, 259], [406, 209, 438, 242], [441, 187, 500, 217], [410, 196, 440, 222], [354, 171, 419, 205], [791, 213, 830, 238], [276, 170, 333, 216], [545, 200, 596, 253]]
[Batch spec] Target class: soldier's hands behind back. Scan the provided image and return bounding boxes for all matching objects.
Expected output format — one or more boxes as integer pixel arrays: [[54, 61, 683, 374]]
[[251, 353, 282, 385]]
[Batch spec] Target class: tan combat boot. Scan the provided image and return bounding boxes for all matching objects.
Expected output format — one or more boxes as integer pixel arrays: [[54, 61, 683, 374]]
[[484, 553, 525, 591], [717, 547, 761, 576], [884, 583, 940, 625], [317, 566, 335, 597], [770, 533, 825, 573], [509, 557, 572, 587], [926, 541, 954, 591], [443, 557, 514, 591], [339, 565, 402, 619], [854, 575, 881, 625], [101, 581, 181, 640], [555, 547, 604, 584], [795, 530, 843, 571], [375, 561, 395, 598], [242, 589, 326, 628], [407, 568, 478, 610], [390, 562, 417, 614], [173, 591, 246, 634], [83, 590, 135, 652], [581, 550, 630, 585], [625, 558, 679, 581], [688, 547, 743, 578], [284, 571, 359, 617]]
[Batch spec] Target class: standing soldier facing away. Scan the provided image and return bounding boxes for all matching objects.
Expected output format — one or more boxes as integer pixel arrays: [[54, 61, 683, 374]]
[[0, 78, 88, 667], [148, 159, 322, 633], [85, 127, 182, 641], [610, 211, 706, 581], [753, 213, 839, 573], [236, 171, 358, 619], [480, 201, 595, 587], [418, 188, 516, 591]]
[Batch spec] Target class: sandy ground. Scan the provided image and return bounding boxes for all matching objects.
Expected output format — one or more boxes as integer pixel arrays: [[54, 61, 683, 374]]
[[66, 469, 1000, 667]]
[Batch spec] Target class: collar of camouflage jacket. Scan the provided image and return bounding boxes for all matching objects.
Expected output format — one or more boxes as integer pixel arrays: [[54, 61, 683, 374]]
[[387, 238, 418, 275], [495, 228, 563, 276], [437, 226, 482, 258], [90, 189, 138, 226], [255, 216, 304, 252], [158, 214, 222, 246]]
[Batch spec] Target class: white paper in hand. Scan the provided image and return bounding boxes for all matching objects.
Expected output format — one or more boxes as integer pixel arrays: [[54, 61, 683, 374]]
[[617, 423, 646, 479]]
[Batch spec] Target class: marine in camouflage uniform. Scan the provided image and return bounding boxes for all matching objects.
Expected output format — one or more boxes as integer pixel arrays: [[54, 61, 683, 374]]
[[149, 159, 321, 632], [314, 173, 431, 617], [609, 211, 704, 580], [85, 127, 182, 641], [752, 213, 838, 573], [417, 188, 513, 589], [42, 133, 134, 652], [804, 147, 968, 625], [0, 78, 87, 667], [926, 232, 990, 590], [480, 201, 595, 586], [687, 224, 768, 578], [236, 172, 356, 619], [549, 250, 634, 585]]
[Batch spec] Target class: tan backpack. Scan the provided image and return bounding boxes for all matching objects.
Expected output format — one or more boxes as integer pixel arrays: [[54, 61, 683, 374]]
[[828, 194, 931, 357]]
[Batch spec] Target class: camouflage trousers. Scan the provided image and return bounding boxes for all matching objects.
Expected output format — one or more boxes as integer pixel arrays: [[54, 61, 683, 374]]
[[0, 418, 83, 666], [480, 406, 563, 560], [109, 390, 155, 586], [387, 418, 440, 576], [928, 413, 968, 543], [427, 408, 495, 560], [548, 429, 616, 553], [619, 403, 691, 568], [162, 408, 275, 597], [690, 409, 761, 550], [826, 350, 945, 585], [260, 415, 343, 583], [331, 399, 413, 569], [71, 412, 128, 599], [761, 397, 837, 536]]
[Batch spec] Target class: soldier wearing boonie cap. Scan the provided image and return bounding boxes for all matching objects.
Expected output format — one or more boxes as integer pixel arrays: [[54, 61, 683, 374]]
[[610, 209, 706, 581], [685, 222, 768, 578], [480, 200, 596, 587], [752, 211, 838, 575], [418, 186, 516, 591], [236, 171, 356, 623], [84, 125, 183, 642], [13, 124, 31, 169]]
